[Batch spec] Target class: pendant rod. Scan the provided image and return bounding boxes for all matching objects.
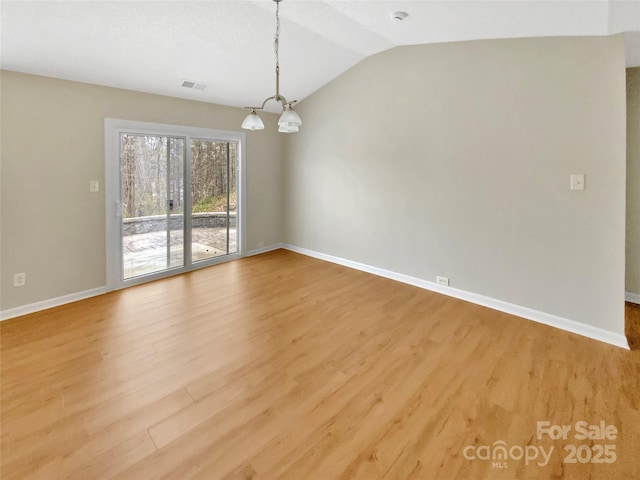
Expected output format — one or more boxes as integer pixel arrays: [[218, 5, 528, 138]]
[[274, 0, 280, 101]]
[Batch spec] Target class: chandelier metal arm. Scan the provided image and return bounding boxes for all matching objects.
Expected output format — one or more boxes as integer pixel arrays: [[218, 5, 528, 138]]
[[244, 95, 297, 112]]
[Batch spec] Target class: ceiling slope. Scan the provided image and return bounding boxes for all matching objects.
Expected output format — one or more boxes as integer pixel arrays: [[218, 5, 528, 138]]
[[1, 1, 638, 110]]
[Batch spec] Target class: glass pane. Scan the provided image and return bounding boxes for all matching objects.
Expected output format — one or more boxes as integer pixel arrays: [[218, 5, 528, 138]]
[[121, 134, 185, 279], [168, 138, 185, 269], [191, 139, 238, 262]]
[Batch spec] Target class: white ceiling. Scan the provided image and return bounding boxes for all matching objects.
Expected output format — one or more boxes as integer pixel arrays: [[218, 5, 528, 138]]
[[1, 1, 639, 113]]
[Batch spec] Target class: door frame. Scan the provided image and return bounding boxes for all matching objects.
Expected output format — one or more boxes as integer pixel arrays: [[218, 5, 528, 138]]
[[104, 118, 246, 291]]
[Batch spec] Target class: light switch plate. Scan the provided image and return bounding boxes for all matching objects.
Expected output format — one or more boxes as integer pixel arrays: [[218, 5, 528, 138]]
[[90, 180, 100, 192], [570, 174, 585, 191], [13, 273, 26, 287]]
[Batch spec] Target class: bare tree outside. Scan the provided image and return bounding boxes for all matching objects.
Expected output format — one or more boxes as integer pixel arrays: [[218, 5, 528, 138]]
[[191, 139, 237, 214]]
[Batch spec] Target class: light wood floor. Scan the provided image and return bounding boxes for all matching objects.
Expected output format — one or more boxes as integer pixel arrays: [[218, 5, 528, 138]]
[[1, 249, 639, 479], [626, 302, 640, 350]]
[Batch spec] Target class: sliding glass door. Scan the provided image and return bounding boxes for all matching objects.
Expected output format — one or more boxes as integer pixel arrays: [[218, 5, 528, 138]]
[[190, 139, 238, 263], [121, 134, 185, 279], [105, 120, 244, 289]]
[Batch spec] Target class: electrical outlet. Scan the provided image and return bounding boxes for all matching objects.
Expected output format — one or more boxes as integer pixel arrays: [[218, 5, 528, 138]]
[[436, 276, 450, 287], [13, 272, 26, 287], [570, 174, 585, 191]]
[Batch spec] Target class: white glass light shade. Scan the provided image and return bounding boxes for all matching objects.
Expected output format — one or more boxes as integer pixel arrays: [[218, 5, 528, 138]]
[[278, 108, 302, 126], [278, 122, 299, 133], [241, 111, 265, 130]]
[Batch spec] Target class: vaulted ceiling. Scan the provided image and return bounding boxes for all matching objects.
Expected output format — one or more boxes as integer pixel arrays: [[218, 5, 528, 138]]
[[2, 1, 639, 112]]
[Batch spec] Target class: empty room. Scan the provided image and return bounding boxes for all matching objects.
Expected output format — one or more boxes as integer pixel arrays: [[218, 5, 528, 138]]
[[1, 1, 640, 479]]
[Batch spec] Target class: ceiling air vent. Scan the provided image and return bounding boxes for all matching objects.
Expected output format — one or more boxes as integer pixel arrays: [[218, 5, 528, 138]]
[[391, 11, 409, 21], [181, 80, 207, 90]]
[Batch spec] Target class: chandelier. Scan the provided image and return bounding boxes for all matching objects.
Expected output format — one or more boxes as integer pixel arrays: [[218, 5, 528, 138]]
[[241, 0, 302, 133]]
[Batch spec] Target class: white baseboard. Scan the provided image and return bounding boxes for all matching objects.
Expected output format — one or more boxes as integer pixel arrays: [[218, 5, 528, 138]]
[[281, 244, 629, 350], [2, 246, 629, 350], [1, 286, 109, 321], [626, 291, 640, 304], [0, 245, 286, 322], [246, 243, 285, 257]]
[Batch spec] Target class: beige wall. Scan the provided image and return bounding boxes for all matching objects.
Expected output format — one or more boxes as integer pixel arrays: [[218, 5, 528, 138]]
[[0, 71, 283, 310], [284, 36, 627, 334], [628, 67, 640, 297]]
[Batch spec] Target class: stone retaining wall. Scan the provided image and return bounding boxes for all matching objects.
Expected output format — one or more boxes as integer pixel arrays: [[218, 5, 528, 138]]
[[123, 212, 237, 235]]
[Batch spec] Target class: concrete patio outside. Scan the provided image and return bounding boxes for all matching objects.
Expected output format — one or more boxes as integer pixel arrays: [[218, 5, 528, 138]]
[[123, 226, 237, 278]]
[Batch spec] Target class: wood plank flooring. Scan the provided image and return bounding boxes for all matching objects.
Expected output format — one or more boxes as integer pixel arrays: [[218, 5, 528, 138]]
[[1, 249, 639, 479], [626, 301, 640, 350]]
